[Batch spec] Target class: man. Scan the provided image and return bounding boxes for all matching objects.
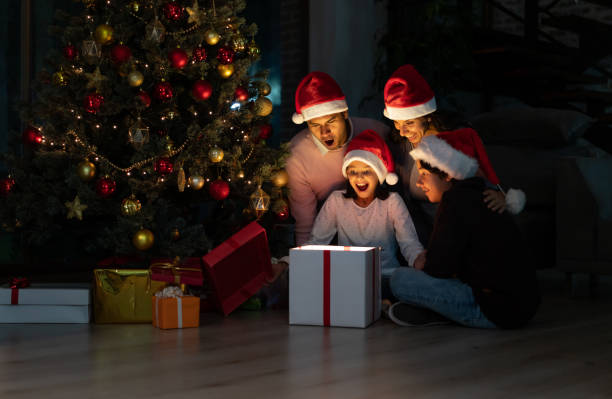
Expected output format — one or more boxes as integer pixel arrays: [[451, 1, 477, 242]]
[[286, 71, 390, 245], [388, 129, 540, 328]]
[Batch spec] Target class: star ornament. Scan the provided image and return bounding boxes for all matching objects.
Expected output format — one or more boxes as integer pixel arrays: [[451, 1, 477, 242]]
[[186, 0, 203, 25], [84, 66, 107, 90], [65, 195, 88, 221]]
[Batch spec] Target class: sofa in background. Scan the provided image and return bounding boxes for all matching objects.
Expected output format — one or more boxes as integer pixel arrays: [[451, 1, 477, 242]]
[[469, 105, 611, 286]]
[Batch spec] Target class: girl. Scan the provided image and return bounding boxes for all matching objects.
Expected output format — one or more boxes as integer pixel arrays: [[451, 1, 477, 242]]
[[302, 129, 426, 298]]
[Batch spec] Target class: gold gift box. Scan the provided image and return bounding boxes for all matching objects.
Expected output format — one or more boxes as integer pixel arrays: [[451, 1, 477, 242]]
[[94, 269, 167, 323]]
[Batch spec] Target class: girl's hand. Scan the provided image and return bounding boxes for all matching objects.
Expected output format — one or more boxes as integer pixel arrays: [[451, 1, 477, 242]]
[[483, 189, 506, 214], [414, 250, 427, 270], [266, 262, 288, 284]]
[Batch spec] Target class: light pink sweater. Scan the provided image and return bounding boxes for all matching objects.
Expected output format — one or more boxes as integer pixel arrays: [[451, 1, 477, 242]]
[[286, 117, 390, 245]]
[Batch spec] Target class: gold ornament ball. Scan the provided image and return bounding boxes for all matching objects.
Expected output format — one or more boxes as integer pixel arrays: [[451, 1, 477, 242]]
[[253, 97, 273, 117], [52, 71, 67, 86], [272, 169, 289, 187], [129, 0, 141, 12], [217, 63, 234, 79], [127, 70, 144, 87], [76, 160, 96, 181], [94, 24, 114, 45], [120, 196, 142, 216], [209, 147, 224, 163], [188, 175, 205, 190], [237, 170, 245, 179], [205, 29, 220, 45], [170, 227, 180, 241], [133, 228, 154, 250], [260, 82, 271, 96]]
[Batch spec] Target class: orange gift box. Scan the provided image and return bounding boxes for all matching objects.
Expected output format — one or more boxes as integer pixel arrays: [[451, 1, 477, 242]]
[[152, 295, 200, 329]]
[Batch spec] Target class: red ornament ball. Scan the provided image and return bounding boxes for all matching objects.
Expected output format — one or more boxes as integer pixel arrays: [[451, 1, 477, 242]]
[[276, 206, 289, 221], [258, 124, 273, 139], [192, 80, 213, 101], [153, 81, 173, 101], [209, 179, 230, 201], [22, 126, 43, 145], [192, 46, 207, 62], [63, 44, 77, 60], [234, 86, 249, 102], [163, 1, 183, 21], [83, 92, 104, 114], [154, 157, 174, 175], [111, 44, 132, 64], [0, 177, 16, 196], [137, 91, 151, 107], [96, 177, 116, 198], [168, 48, 188, 69], [216, 46, 235, 65]]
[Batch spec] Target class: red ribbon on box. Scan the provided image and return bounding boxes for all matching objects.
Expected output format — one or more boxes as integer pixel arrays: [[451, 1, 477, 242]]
[[9, 277, 30, 305], [321, 248, 378, 327], [149, 257, 203, 286]]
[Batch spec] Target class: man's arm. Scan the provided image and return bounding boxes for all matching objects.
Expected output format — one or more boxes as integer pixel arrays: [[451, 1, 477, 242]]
[[286, 155, 318, 246]]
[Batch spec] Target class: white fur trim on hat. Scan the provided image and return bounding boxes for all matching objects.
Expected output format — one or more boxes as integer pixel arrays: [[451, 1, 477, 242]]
[[383, 97, 437, 120], [342, 149, 396, 185], [410, 135, 478, 180], [505, 188, 526, 215], [292, 99, 348, 124]]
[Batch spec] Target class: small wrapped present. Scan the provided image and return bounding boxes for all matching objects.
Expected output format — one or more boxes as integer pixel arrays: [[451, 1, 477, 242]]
[[289, 245, 381, 328], [152, 286, 200, 329], [149, 257, 203, 286], [202, 221, 273, 316], [93, 269, 167, 323], [1, 278, 91, 324]]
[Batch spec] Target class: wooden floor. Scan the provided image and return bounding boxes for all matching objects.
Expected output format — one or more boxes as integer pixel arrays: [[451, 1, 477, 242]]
[[1, 270, 612, 399]]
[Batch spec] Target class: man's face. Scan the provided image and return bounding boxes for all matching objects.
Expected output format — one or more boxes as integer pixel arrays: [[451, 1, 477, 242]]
[[346, 160, 378, 202], [393, 117, 428, 144], [306, 111, 348, 150], [416, 165, 452, 203]]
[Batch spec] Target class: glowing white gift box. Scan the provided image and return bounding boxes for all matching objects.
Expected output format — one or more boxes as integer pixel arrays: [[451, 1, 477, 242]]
[[289, 245, 381, 328]]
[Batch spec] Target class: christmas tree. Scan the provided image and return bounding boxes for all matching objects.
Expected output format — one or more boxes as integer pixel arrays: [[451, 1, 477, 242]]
[[0, 0, 289, 266]]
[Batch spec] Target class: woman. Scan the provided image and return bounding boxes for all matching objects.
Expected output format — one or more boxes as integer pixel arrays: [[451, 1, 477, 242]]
[[382, 64, 525, 243]]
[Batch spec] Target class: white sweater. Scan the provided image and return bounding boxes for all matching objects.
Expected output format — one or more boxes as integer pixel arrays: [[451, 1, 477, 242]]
[[305, 191, 424, 276]]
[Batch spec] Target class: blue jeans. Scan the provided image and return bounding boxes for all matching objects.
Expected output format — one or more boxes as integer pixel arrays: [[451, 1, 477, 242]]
[[390, 267, 497, 329]]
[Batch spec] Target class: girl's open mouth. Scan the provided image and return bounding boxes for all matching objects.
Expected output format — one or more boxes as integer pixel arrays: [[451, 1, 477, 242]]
[[356, 183, 369, 192]]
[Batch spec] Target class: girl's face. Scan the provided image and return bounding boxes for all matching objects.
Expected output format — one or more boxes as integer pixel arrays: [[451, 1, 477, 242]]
[[393, 117, 428, 144], [346, 160, 378, 205]]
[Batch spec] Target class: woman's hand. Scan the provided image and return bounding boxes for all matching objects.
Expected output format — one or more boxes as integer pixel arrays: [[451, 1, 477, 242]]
[[483, 189, 506, 214], [413, 250, 427, 270]]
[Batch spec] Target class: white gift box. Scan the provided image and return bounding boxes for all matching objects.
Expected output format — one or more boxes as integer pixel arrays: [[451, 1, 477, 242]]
[[289, 245, 381, 328], [0, 283, 91, 323]]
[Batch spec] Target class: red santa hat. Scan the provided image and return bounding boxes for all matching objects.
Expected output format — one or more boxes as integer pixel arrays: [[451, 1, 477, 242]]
[[292, 71, 348, 124], [410, 128, 526, 214], [383, 64, 437, 121], [342, 129, 398, 185]]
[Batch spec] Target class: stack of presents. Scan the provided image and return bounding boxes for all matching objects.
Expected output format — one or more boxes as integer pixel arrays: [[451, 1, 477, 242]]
[[1, 222, 382, 329]]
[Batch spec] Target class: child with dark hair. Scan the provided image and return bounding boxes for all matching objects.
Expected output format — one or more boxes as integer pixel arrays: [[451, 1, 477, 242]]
[[388, 130, 540, 328], [281, 129, 425, 299]]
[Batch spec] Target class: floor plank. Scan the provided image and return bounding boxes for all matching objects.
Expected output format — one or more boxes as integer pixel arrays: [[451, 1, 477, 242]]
[[1, 270, 612, 398]]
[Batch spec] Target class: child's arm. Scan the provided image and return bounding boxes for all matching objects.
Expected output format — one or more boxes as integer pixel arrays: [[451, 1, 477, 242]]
[[390, 194, 425, 267]]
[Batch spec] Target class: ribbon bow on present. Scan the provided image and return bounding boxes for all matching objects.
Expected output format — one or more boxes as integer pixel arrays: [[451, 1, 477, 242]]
[[9, 277, 30, 305], [149, 257, 203, 286]]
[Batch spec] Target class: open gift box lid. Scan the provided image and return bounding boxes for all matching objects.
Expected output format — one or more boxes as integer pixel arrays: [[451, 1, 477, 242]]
[[202, 221, 273, 316]]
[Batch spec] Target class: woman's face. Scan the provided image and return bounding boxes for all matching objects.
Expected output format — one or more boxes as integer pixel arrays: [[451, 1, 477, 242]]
[[346, 160, 378, 204], [393, 117, 428, 144]]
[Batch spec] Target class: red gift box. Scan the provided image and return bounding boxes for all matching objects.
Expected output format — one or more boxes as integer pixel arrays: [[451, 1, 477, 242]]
[[202, 221, 273, 315], [149, 257, 204, 286]]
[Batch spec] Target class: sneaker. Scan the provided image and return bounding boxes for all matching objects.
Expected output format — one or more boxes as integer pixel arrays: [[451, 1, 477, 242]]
[[388, 302, 451, 327]]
